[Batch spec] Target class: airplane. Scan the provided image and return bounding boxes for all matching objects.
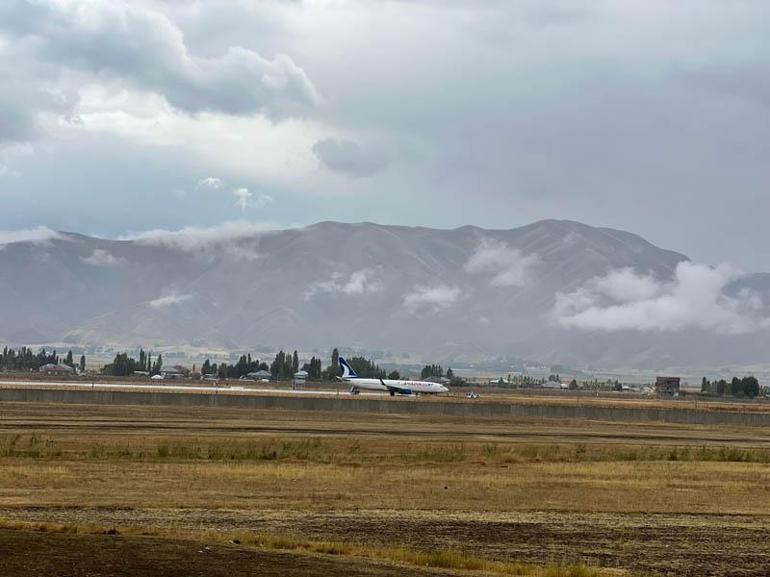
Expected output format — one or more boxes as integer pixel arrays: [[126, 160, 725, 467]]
[[338, 357, 450, 396]]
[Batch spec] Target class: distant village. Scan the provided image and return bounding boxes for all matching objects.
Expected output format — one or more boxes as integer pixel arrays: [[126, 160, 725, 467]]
[[1, 345, 767, 398]]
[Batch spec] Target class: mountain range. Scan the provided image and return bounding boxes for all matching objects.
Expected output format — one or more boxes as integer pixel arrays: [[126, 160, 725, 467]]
[[2, 219, 770, 369]]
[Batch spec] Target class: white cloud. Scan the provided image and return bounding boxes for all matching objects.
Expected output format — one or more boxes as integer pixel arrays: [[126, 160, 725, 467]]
[[464, 238, 538, 287], [81, 249, 123, 267], [197, 176, 222, 190], [305, 269, 383, 299], [403, 284, 461, 313], [124, 221, 273, 251], [122, 221, 278, 262], [0, 226, 60, 246], [233, 187, 274, 212], [552, 262, 770, 334], [0, 0, 320, 121], [148, 292, 192, 309]]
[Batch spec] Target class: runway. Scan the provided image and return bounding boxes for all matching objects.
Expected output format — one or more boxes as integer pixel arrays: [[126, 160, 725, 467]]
[[0, 379, 384, 397]]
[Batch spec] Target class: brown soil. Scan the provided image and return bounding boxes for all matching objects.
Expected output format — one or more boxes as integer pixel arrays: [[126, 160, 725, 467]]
[[1, 507, 768, 576], [0, 528, 458, 577]]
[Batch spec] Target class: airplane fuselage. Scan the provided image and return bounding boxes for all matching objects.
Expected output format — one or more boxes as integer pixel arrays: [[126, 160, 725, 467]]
[[344, 377, 448, 395]]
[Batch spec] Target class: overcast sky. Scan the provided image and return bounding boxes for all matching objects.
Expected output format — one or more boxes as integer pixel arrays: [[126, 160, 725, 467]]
[[1, 1, 769, 268]]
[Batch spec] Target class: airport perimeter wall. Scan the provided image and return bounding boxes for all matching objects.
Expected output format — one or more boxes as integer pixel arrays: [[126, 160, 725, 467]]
[[2, 387, 770, 427]]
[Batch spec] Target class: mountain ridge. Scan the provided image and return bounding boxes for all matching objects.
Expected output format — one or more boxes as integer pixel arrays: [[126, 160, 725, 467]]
[[1, 219, 767, 369]]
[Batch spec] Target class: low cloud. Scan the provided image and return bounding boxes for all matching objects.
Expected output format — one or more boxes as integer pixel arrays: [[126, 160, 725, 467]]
[[124, 221, 271, 251], [312, 138, 388, 178], [0, 226, 60, 247], [196, 176, 223, 190], [233, 188, 274, 212], [403, 284, 461, 313], [552, 262, 770, 334], [148, 292, 192, 309], [123, 221, 276, 262], [306, 269, 383, 299], [81, 249, 124, 267], [465, 238, 538, 287]]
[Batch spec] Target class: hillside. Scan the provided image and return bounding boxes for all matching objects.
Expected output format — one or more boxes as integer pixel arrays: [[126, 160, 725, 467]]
[[1, 219, 769, 369]]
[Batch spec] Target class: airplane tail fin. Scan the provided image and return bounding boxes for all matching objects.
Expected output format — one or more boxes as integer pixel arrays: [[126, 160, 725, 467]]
[[338, 357, 358, 379]]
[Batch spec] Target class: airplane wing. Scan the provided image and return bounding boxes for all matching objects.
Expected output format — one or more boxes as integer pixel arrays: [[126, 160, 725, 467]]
[[379, 378, 412, 395]]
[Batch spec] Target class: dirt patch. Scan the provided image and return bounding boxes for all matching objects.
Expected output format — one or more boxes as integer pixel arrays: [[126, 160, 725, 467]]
[[0, 528, 460, 577], [2, 508, 769, 576]]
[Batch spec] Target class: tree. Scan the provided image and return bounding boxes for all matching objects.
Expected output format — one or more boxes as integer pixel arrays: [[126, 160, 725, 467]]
[[420, 364, 443, 380], [346, 356, 386, 378], [64, 350, 74, 368], [202, 359, 212, 375], [387, 370, 401, 380], [716, 379, 727, 396], [102, 352, 138, 376], [324, 348, 340, 380], [270, 351, 295, 380], [742, 376, 760, 398], [292, 350, 299, 374], [151, 354, 163, 376], [569, 379, 578, 390], [79, 355, 86, 373], [301, 357, 323, 380]]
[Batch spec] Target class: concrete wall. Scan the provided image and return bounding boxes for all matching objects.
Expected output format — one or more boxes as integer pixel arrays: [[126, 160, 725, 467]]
[[2, 387, 770, 426]]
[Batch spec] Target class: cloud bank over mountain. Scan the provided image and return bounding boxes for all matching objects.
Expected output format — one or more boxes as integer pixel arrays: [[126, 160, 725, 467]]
[[3, 219, 770, 369], [553, 263, 770, 335]]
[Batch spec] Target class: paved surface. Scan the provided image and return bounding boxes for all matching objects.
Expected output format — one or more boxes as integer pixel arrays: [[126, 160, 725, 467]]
[[0, 379, 385, 397]]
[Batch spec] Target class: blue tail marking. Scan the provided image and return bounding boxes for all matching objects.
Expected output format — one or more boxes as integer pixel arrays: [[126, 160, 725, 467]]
[[338, 356, 358, 378]]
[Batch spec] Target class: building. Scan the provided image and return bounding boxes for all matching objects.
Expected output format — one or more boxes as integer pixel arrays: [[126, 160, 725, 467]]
[[246, 370, 271, 381], [655, 377, 681, 395], [540, 381, 564, 390], [39, 363, 75, 376], [160, 365, 190, 380], [293, 370, 308, 388]]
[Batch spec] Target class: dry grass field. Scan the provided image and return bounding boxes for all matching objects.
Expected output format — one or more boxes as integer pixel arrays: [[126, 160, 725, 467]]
[[1, 401, 769, 576]]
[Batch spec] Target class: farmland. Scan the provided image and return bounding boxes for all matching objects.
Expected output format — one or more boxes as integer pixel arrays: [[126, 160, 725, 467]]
[[1, 400, 769, 576]]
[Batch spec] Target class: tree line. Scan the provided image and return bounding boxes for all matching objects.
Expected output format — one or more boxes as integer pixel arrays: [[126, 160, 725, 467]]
[[103, 348, 162, 376], [1, 346, 85, 373], [419, 364, 465, 385], [201, 354, 269, 380], [701, 376, 761, 398], [9, 342, 464, 386]]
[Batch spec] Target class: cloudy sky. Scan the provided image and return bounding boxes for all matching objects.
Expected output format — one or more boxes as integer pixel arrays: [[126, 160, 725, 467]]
[[1, 1, 769, 268]]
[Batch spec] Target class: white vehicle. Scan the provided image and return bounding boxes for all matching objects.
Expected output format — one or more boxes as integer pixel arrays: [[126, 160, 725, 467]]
[[466, 391, 480, 399], [339, 357, 449, 396]]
